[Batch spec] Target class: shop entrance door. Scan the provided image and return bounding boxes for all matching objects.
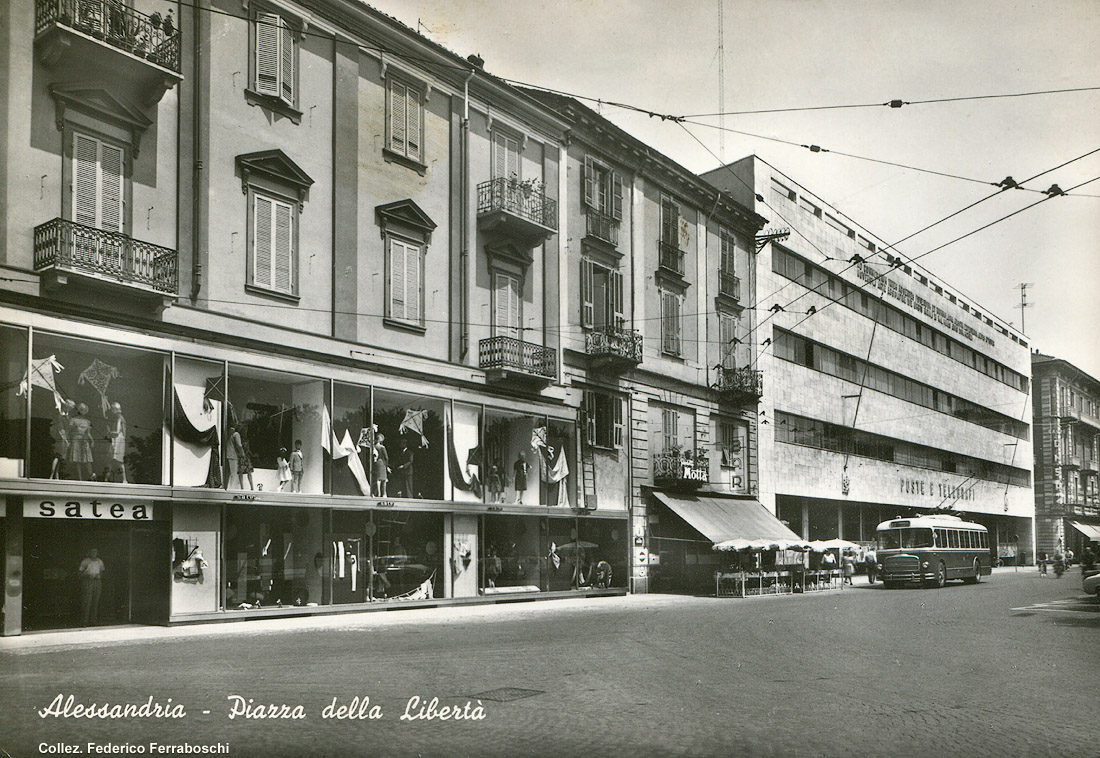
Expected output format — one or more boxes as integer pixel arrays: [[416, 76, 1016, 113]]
[[23, 519, 168, 630]]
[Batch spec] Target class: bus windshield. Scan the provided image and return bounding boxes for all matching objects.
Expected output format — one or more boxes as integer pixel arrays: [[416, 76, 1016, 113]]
[[878, 528, 934, 550]]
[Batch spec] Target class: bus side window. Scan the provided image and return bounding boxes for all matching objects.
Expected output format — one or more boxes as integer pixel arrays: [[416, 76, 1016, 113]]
[[963, 532, 972, 549], [948, 531, 958, 549], [934, 529, 945, 547], [980, 532, 988, 549]]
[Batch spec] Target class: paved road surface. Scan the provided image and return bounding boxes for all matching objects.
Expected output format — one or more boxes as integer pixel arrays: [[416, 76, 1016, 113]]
[[2, 568, 1097, 758]]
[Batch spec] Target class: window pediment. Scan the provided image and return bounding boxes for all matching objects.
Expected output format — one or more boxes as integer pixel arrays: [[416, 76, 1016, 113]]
[[376, 199, 436, 244], [236, 150, 314, 204], [50, 83, 152, 154]]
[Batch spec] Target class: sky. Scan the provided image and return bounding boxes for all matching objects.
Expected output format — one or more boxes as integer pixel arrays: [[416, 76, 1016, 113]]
[[368, 0, 1100, 378]]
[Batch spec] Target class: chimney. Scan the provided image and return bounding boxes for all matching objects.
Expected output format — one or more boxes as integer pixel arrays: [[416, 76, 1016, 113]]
[[467, 53, 484, 69]]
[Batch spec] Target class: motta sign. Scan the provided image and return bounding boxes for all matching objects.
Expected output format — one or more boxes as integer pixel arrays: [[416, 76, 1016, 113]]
[[25, 499, 152, 520]]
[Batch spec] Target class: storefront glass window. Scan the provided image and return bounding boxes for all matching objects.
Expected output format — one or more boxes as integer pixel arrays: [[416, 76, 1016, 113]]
[[226, 364, 325, 494], [546, 517, 576, 591], [224, 505, 323, 609], [373, 511, 444, 599], [331, 383, 372, 497], [372, 389, 445, 501], [482, 514, 544, 593], [329, 509, 373, 604], [541, 420, 578, 507], [807, 501, 837, 542], [578, 519, 628, 589], [171, 356, 225, 488], [484, 409, 539, 505], [29, 332, 166, 484], [0, 325, 28, 477], [448, 401, 483, 503]]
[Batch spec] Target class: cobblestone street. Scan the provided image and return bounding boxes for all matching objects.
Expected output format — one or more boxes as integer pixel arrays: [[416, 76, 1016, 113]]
[[2, 569, 1097, 758]]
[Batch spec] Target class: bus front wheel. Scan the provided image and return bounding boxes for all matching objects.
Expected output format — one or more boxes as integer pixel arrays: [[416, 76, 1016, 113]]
[[926, 561, 946, 589]]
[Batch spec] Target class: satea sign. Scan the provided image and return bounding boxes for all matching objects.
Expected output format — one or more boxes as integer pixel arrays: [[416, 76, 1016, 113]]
[[24, 498, 153, 520]]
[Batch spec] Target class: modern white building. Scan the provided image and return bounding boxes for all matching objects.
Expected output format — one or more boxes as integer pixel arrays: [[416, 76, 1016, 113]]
[[704, 156, 1036, 564]]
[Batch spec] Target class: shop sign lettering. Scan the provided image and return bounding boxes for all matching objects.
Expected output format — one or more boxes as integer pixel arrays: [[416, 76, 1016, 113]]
[[899, 478, 976, 502], [24, 499, 151, 520], [232, 494, 257, 501]]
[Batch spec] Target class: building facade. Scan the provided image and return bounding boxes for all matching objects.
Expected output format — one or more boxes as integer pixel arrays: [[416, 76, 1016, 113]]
[[1030, 352, 1100, 558], [704, 156, 1036, 565]]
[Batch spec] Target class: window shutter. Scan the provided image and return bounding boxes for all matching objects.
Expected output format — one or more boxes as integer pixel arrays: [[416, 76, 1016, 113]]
[[495, 273, 519, 338], [99, 143, 124, 233], [661, 198, 676, 245], [390, 80, 407, 153], [583, 391, 596, 447], [253, 195, 273, 288], [583, 156, 596, 209], [580, 259, 594, 328], [280, 21, 294, 103], [508, 275, 520, 335], [612, 397, 623, 449], [506, 137, 519, 181], [492, 132, 506, 179], [720, 314, 737, 369], [256, 13, 281, 96], [390, 239, 406, 320], [610, 269, 624, 329], [611, 172, 624, 221], [273, 201, 292, 293], [73, 134, 99, 228], [405, 242, 421, 323], [405, 87, 421, 159]]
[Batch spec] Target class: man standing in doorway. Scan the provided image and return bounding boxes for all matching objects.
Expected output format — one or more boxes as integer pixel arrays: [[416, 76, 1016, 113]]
[[79, 547, 105, 626]]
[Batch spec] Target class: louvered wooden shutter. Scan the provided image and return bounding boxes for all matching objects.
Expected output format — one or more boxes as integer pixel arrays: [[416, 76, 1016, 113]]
[[390, 80, 407, 153], [612, 397, 623, 448], [492, 132, 506, 179], [254, 195, 273, 288], [273, 201, 293, 293], [256, 13, 280, 96], [580, 259, 594, 328], [662, 408, 676, 453], [280, 21, 294, 103], [611, 172, 623, 221], [583, 391, 596, 446], [506, 136, 519, 180], [610, 269, 624, 329], [99, 143, 124, 233], [660, 198, 674, 245], [720, 314, 737, 369], [405, 242, 421, 323], [390, 239, 406, 320], [495, 273, 519, 338], [662, 292, 680, 355], [583, 156, 596, 208], [405, 87, 421, 159], [73, 134, 100, 227]]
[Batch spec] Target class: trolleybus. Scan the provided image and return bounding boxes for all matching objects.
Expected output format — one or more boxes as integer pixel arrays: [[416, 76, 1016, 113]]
[[875, 514, 991, 588]]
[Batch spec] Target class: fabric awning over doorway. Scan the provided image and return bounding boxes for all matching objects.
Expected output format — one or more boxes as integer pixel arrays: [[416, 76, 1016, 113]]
[[1069, 521, 1100, 542], [650, 492, 802, 545]]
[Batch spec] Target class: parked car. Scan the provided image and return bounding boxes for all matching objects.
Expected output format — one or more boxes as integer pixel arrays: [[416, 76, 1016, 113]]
[[1083, 569, 1100, 599]]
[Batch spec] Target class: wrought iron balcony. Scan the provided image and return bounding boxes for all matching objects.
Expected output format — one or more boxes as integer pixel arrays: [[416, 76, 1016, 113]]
[[479, 335, 556, 387], [35, 0, 182, 104], [585, 210, 618, 246], [653, 451, 709, 491], [585, 326, 642, 371], [713, 366, 763, 405], [476, 177, 557, 243], [33, 218, 178, 299], [658, 240, 685, 276], [718, 270, 740, 300]]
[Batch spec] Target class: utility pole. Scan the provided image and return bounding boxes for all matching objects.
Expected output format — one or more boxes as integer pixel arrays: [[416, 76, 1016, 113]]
[[1015, 283, 1033, 334]]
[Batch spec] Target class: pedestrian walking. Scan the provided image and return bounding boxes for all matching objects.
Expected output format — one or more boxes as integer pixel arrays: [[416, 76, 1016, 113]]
[[864, 548, 878, 584], [1038, 553, 1048, 576], [842, 550, 856, 586]]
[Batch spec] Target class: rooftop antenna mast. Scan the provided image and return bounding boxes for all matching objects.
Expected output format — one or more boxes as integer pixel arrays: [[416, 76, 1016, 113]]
[[1015, 282, 1033, 334], [718, 0, 725, 163]]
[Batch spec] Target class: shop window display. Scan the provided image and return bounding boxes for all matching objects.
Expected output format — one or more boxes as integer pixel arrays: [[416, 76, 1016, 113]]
[[372, 389, 444, 501], [226, 364, 324, 494], [330, 383, 372, 497], [27, 332, 166, 484], [447, 401, 483, 503], [326, 510, 444, 602], [539, 420, 577, 507], [0, 325, 28, 477], [482, 514, 544, 593], [545, 517, 575, 591], [578, 519, 628, 589], [171, 357, 225, 488], [483, 409, 545, 505], [224, 505, 323, 609]]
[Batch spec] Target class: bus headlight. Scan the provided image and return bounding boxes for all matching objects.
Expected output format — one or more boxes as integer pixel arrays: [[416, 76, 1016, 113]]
[[921, 561, 930, 569]]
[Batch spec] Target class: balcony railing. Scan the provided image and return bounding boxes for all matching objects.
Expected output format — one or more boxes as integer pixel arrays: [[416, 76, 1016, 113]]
[[713, 366, 763, 405], [585, 326, 642, 368], [658, 240, 684, 276], [479, 336, 556, 382], [476, 177, 557, 233], [1063, 454, 1082, 470], [35, 0, 182, 73], [585, 210, 618, 246], [34, 218, 178, 295], [653, 451, 709, 490], [1081, 458, 1098, 475], [719, 270, 740, 300]]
